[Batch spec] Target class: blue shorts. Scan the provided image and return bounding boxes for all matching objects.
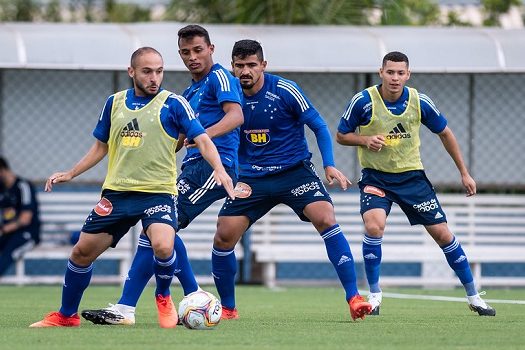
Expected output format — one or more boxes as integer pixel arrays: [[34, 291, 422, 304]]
[[177, 158, 237, 230], [219, 160, 332, 226], [81, 190, 177, 247], [358, 168, 447, 226]]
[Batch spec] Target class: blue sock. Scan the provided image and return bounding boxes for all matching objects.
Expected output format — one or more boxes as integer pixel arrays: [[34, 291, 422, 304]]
[[118, 234, 154, 307], [60, 259, 93, 317], [362, 234, 382, 293], [154, 250, 176, 297], [174, 235, 199, 295], [320, 224, 358, 301], [212, 246, 237, 309], [441, 236, 477, 296]]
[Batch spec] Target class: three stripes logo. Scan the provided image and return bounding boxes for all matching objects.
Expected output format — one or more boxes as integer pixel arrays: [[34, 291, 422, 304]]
[[120, 118, 144, 148], [385, 122, 411, 146]]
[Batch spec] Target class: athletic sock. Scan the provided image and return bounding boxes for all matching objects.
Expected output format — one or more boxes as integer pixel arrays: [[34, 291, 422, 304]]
[[60, 259, 93, 317], [320, 224, 358, 300], [441, 236, 477, 296], [154, 250, 176, 297], [212, 246, 237, 309], [118, 234, 154, 307], [362, 234, 382, 293], [174, 235, 199, 295]]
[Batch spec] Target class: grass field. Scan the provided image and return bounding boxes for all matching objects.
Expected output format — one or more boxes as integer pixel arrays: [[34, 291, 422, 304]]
[[0, 285, 524, 350]]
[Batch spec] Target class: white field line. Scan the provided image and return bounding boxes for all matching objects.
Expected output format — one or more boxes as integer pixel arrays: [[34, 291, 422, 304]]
[[360, 291, 525, 305]]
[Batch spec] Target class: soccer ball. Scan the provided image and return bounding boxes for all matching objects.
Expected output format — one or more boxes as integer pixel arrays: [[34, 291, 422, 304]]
[[178, 290, 222, 330]]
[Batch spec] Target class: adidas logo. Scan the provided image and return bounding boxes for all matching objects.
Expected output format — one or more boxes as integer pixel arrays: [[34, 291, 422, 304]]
[[435, 212, 443, 219], [364, 253, 378, 260], [120, 118, 143, 147], [337, 255, 352, 266], [122, 118, 140, 133], [454, 255, 467, 264], [386, 123, 411, 140], [161, 214, 172, 221], [313, 191, 324, 197]]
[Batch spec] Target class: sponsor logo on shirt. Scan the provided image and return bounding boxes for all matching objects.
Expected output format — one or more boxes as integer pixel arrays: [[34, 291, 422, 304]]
[[385, 123, 411, 147], [120, 118, 144, 148], [244, 129, 270, 146]]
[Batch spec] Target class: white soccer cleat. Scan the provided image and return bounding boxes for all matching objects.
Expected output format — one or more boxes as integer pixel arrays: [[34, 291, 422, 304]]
[[81, 303, 136, 325], [467, 292, 496, 316], [367, 292, 382, 315]]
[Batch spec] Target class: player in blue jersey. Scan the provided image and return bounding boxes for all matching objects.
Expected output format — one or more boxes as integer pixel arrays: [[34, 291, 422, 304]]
[[30, 47, 234, 328], [211, 39, 371, 321], [81, 25, 243, 326], [0, 156, 40, 277], [336, 51, 495, 317]]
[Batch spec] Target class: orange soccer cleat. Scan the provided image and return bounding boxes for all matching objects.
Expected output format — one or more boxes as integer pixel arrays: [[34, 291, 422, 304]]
[[155, 294, 178, 328], [29, 312, 81, 328], [348, 295, 372, 321], [221, 306, 239, 320]]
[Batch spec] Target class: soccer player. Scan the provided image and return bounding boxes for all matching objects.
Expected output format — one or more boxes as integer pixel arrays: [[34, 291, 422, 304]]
[[336, 51, 495, 316], [213, 39, 372, 321], [0, 156, 40, 277], [81, 25, 243, 326], [29, 47, 235, 328]]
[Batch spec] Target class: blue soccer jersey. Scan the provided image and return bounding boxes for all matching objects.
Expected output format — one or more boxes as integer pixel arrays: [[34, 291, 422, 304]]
[[181, 63, 243, 169], [337, 85, 447, 134], [239, 73, 334, 177], [93, 88, 205, 144]]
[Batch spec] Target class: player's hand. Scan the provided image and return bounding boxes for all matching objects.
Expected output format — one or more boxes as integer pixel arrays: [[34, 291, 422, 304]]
[[365, 135, 386, 152], [45, 171, 73, 192], [325, 166, 352, 191], [212, 169, 235, 200], [184, 138, 197, 149], [461, 173, 476, 197]]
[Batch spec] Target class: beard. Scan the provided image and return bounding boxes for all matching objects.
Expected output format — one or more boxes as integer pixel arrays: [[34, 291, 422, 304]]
[[135, 80, 159, 96]]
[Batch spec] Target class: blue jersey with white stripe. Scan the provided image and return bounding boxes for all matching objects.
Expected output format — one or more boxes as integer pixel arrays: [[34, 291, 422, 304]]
[[239, 73, 329, 177], [93, 88, 205, 144], [181, 63, 243, 168], [337, 85, 447, 134]]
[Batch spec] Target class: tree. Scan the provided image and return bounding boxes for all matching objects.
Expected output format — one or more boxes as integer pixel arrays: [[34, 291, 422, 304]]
[[163, 0, 375, 25], [378, 0, 441, 26], [482, 0, 521, 26]]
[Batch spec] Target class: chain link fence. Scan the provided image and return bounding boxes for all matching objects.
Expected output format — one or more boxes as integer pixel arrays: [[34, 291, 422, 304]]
[[1, 69, 524, 190]]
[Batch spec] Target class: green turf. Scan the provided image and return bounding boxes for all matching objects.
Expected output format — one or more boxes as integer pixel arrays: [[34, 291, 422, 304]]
[[0, 285, 523, 350]]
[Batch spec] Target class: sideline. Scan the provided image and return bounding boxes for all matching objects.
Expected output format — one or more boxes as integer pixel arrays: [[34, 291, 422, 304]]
[[360, 290, 525, 305]]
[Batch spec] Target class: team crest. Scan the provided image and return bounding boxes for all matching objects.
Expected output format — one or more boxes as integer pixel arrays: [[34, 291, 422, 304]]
[[234, 182, 252, 199], [94, 197, 113, 216]]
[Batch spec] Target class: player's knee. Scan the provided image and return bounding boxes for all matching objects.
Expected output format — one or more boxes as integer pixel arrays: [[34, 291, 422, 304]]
[[213, 232, 236, 250], [70, 245, 96, 266], [364, 222, 385, 237], [150, 241, 174, 259]]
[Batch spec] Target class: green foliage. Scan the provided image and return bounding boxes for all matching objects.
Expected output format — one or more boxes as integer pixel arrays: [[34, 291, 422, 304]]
[[0, 0, 38, 21], [163, 0, 376, 25], [104, 0, 151, 23], [378, 0, 441, 26], [482, 0, 521, 26], [43, 0, 61, 22]]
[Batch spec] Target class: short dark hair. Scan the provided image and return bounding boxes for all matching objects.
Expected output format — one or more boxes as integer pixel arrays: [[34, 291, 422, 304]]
[[178, 24, 211, 46], [232, 39, 264, 61], [0, 156, 9, 170], [382, 51, 409, 68], [130, 47, 162, 68]]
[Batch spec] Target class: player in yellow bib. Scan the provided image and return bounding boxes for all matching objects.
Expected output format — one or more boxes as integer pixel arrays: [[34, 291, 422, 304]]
[[337, 51, 495, 317], [30, 47, 234, 329]]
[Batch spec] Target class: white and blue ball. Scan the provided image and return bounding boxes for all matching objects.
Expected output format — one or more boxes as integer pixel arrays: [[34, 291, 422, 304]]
[[178, 290, 222, 330]]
